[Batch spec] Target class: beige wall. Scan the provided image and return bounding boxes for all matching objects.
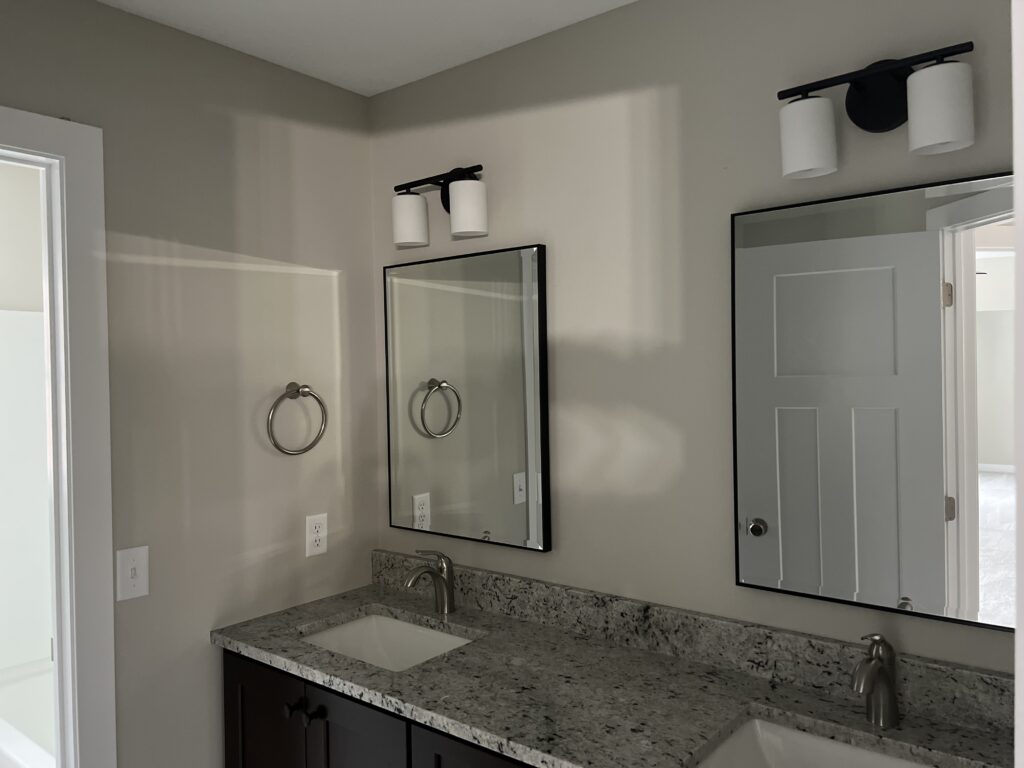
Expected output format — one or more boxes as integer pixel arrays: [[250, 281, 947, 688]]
[[0, 161, 44, 312], [977, 309, 1015, 467], [0, 1, 375, 766], [371, 0, 1015, 672]]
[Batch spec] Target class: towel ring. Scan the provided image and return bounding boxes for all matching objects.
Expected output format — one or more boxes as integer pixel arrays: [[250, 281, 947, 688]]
[[267, 382, 328, 455], [420, 378, 462, 439]]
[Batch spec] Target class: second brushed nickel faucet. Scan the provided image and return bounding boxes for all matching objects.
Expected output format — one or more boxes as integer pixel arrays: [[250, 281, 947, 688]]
[[851, 633, 899, 729], [403, 550, 456, 615]]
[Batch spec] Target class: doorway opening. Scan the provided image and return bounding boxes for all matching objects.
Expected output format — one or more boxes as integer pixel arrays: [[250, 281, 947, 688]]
[[937, 182, 1016, 626], [0, 157, 55, 767], [973, 220, 1016, 625], [0, 103, 116, 768]]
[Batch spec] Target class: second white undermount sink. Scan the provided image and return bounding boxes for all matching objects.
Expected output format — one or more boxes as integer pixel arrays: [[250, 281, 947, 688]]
[[303, 614, 471, 672], [698, 719, 920, 768]]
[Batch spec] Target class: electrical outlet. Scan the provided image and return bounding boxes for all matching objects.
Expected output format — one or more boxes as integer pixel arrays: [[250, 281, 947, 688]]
[[306, 514, 328, 557], [412, 493, 431, 530], [116, 546, 149, 601], [513, 472, 527, 505]]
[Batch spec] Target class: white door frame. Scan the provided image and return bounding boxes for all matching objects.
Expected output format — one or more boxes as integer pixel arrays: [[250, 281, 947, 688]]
[[1012, 4, 1024, 765], [929, 192, 1013, 622], [0, 105, 116, 767]]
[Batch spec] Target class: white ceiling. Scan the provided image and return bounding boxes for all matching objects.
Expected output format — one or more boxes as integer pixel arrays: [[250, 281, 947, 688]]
[[97, 0, 639, 96]]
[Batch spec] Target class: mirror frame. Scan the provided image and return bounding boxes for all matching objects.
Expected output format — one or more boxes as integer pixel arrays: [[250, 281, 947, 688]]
[[383, 244, 552, 551], [731, 172, 1014, 631]]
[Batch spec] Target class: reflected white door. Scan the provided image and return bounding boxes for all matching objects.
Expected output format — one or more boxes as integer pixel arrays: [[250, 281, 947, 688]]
[[735, 232, 947, 615]]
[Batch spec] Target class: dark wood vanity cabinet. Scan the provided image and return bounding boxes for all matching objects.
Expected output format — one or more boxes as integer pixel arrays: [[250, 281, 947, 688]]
[[304, 683, 405, 767], [223, 652, 524, 768], [224, 651, 307, 768], [410, 725, 523, 768]]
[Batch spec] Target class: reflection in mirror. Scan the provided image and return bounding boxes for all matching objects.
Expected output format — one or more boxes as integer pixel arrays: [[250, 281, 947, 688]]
[[385, 245, 549, 550], [732, 175, 1014, 629]]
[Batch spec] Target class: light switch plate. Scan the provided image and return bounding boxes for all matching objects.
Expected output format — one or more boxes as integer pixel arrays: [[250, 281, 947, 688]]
[[513, 472, 527, 505], [306, 514, 328, 557], [116, 546, 149, 601]]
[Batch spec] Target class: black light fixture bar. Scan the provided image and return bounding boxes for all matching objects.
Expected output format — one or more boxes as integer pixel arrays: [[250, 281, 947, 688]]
[[394, 164, 483, 194], [777, 41, 974, 101]]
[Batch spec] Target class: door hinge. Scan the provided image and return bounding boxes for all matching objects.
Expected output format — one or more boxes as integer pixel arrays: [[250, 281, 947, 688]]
[[944, 495, 957, 522], [943, 282, 954, 307]]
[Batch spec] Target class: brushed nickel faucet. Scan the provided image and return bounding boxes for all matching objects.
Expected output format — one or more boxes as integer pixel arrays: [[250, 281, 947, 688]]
[[851, 633, 899, 729], [403, 550, 455, 614]]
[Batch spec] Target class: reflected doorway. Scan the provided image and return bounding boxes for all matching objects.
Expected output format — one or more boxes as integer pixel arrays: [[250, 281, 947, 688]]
[[973, 221, 1016, 625], [0, 158, 56, 765]]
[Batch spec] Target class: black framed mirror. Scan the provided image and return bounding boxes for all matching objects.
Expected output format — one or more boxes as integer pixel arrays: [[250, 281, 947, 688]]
[[385, 245, 551, 551], [732, 174, 1014, 630]]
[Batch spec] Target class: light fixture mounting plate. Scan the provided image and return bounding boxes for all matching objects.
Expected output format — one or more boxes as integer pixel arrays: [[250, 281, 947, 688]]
[[844, 59, 914, 133]]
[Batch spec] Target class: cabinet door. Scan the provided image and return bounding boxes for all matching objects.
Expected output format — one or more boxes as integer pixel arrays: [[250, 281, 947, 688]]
[[224, 652, 307, 768], [410, 725, 524, 768], [304, 684, 406, 768]]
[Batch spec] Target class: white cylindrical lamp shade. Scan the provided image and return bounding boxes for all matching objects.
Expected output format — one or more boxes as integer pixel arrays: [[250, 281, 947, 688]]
[[449, 179, 488, 236], [779, 96, 838, 179], [392, 192, 428, 246], [907, 61, 974, 155]]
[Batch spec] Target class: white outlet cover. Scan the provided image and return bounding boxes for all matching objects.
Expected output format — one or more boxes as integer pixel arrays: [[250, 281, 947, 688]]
[[116, 546, 149, 601], [306, 513, 328, 557], [413, 492, 431, 530]]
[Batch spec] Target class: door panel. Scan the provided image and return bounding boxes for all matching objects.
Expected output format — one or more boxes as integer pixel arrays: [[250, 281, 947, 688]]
[[304, 684, 406, 768], [224, 653, 306, 768], [736, 231, 946, 614], [776, 407, 822, 594], [410, 725, 523, 768]]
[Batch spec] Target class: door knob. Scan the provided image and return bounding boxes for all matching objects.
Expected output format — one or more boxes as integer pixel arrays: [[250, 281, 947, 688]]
[[747, 518, 768, 537]]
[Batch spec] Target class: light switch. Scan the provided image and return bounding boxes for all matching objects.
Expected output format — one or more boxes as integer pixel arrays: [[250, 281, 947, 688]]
[[116, 546, 149, 601]]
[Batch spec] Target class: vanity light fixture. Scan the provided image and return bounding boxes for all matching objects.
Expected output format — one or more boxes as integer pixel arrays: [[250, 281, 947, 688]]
[[777, 41, 975, 177], [392, 192, 429, 247], [779, 96, 838, 178], [392, 165, 488, 245]]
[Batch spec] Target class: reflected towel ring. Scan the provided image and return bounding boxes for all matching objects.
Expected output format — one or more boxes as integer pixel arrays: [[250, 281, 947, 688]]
[[420, 378, 462, 438], [267, 382, 328, 455]]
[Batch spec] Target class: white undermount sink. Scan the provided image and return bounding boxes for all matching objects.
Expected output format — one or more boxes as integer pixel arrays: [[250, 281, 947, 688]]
[[699, 719, 920, 768], [303, 614, 471, 672]]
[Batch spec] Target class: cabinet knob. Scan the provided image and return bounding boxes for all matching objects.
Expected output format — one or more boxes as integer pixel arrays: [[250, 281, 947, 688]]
[[300, 705, 327, 727], [747, 518, 768, 537], [282, 697, 307, 721]]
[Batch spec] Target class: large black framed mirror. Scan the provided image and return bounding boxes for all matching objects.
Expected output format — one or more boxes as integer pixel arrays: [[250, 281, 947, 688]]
[[732, 174, 1014, 629], [385, 245, 550, 551]]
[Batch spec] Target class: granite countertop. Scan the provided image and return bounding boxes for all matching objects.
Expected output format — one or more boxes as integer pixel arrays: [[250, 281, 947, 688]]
[[211, 585, 1011, 768]]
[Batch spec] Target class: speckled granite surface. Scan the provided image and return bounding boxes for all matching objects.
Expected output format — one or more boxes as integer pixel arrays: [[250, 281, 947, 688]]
[[373, 550, 1014, 732], [212, 583, 1011, 768]]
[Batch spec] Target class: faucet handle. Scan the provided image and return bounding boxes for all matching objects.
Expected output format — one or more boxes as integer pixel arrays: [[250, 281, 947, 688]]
[[416, 550, 453, 574], [861, 633, 896, 664]]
